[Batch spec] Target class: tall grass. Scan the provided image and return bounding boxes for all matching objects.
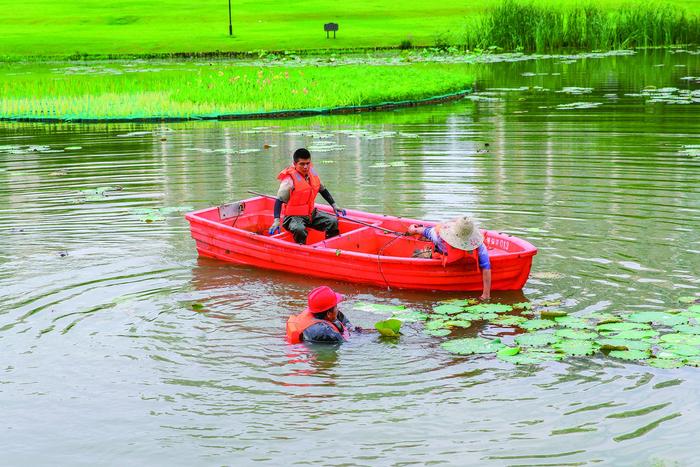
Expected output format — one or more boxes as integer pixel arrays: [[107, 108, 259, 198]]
[[464, 1, 700, 52], [0, 62, 474, 120]]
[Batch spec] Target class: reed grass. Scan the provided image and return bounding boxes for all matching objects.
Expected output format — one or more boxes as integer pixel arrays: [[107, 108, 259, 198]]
[[463, 1, 700, 52], [0, 62, 474, 120]]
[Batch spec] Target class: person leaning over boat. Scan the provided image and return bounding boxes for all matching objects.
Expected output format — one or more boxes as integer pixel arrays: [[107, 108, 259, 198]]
[[407, 216, 492, 301], [268, 148, 346, 244], [286, 286, 354, 344]]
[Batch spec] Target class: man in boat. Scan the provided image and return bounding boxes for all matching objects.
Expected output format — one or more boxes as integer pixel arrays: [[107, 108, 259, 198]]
[[287, 286, 353, 344], [268, 148, 346, 244], [407, 216, 492, 300]]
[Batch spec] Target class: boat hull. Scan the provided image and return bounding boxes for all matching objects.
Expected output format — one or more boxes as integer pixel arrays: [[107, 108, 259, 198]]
[[186, 197, 537, 291]]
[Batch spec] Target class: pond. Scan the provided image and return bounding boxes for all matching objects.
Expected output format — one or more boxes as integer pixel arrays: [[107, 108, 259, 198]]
[[1, 49, 699, 465]]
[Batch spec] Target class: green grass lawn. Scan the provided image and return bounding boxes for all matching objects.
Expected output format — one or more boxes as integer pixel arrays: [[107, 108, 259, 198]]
[[2, 0, 700, 58]]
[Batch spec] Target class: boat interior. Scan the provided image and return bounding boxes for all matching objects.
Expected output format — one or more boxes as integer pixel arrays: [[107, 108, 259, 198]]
[[201, 197, 522, 258]]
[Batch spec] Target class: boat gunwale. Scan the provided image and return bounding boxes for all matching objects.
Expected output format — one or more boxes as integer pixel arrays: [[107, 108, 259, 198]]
[[185, 199, 537, 266]]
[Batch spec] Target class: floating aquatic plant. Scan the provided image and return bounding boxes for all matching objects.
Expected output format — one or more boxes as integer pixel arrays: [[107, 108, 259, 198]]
[[353, 302, 406, 313], [555, 329, 598, 340], [627, 311, 687, 327], [443, 319, 472, 328], [520, 319, 557, 331], [432, 304, 463, 315], [514, 332, 559, 347], [491, 315, 528, 326], [424, 329, 451, 337], [598, 338, 652, 352], [375, 318, 402, 337], [648, 358, 685, 369], [465, 303, 513, 314], [597, 322, 651, 332], [540, 310, 568, 319], [607, 329, 659, 340], [555, 316, 592, 329], [553, 339, 598, 356], [441, 337, 505, 355], [609, 350, 650, 361], [392, 310, 429, 322]]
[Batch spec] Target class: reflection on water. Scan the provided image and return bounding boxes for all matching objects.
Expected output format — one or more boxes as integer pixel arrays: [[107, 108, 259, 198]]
[[1, 49, 700, 464]]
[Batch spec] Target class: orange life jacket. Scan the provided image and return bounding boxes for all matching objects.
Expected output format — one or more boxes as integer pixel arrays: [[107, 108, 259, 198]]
[[434, 224, 466, 265], [286, 308, 343, 344], [277, 165, 322, 217]]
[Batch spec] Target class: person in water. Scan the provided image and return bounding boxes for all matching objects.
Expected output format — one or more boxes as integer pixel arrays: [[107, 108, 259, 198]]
[[407, 216, 492, 300], [286, 286, 353, 344], [268, 148, 346, 244]]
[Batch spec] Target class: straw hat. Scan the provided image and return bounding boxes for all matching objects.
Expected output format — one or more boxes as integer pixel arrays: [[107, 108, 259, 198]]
[[438, 216, 484, 251]]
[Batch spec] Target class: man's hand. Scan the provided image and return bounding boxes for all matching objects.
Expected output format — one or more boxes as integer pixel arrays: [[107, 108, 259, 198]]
[[407, 224, 423, 236], [268, 218, 281, 235], [332, 204, 346, 217]]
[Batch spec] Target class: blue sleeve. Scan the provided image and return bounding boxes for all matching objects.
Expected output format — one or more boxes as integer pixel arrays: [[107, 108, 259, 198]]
[[477, 243, 491, 270], [301, 322, 345, 344], [423, 226, 447, 254]]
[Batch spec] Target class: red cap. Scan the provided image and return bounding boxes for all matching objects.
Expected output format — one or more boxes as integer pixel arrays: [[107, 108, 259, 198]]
[[308, 286, 344, 313]]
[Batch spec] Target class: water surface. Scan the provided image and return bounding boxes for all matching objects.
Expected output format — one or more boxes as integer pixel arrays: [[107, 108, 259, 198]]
[[2, 49, 700, 465]]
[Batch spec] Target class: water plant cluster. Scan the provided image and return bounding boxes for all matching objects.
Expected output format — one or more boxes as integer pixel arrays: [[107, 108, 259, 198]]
[[463, 0, 700, 52], [358, 296, 700, 368], [0, 63, 473, 120]]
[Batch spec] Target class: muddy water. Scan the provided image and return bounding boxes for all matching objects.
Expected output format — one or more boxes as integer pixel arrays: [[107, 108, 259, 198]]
[[1, 50, 699, 465]]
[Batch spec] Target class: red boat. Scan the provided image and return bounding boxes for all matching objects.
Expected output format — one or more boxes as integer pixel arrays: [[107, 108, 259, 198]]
[[185, 196, 537, 291]]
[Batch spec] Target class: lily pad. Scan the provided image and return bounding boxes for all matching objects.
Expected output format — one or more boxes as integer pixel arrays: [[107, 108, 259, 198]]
[[375, 318, 402, 337], [433, 304, 463, 315], [658, 343, 700, 357], [555, 329, 598, 340], [609, 350, 650, 361], [497, 349, 563, 364], [679, 296, 700, 304], [553, 339, 598, 356], [515, 332, 559, 347], [672, 324, 700, 335], [591, 313, 623, 325], [454, 312, 483, 322], [392, 311, 429, 322], [441, 337, 505, 355], [608, 329, 659, 340], [597, 322, 651, 332], [438, 299, 475, 307], [190, 303, 205, 311], [491, 315, 528, 326], [688, 305, 700, 313], [511, 302, 531, 310], [598, 338, 652, 352], [541, 310, 568, 319], [659, 333, 700, 345], [425, 320, 448, 330], [648, 358, 685, 369], [464, 303, 513, 314], [628, 312, 687, 327], [555, 316, 592, 329], [354, 302, 405, 313], [424, 329, 451, 337], [444, 320, 473, 328], [535, 300, 562, 307], [520, 319, 557, 331], [497, 346, 520, 357]]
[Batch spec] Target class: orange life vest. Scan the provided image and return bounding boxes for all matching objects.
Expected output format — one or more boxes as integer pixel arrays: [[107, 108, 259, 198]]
[[277, 165, 322, 217], [286, 308, 343, 344], [434, 224, 467, 265]]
